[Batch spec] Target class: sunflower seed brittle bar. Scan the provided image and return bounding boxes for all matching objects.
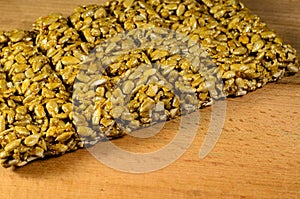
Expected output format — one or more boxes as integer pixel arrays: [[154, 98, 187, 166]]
[[0, 30, 82, 167], [0, 0, 299, 167]]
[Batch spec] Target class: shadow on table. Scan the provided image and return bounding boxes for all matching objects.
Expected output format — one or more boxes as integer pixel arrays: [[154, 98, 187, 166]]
[[10, 148, 94, 178]]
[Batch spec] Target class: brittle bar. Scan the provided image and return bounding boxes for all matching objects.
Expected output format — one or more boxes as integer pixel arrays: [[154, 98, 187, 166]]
[[0, 30, 82, 167], [68, 0, 299, 143], [72, 29, 218, 143], [0, 0, 299, 167]]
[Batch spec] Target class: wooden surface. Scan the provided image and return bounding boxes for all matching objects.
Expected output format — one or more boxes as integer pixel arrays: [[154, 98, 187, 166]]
[[0, 0, 299, 198]]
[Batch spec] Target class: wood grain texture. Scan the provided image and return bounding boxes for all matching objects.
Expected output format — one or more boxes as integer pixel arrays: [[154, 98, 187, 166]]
[[0, 0, 299, 198]]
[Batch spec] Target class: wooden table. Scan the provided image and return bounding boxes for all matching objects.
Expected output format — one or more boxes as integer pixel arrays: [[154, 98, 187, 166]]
[[0, 0, 299, 198]]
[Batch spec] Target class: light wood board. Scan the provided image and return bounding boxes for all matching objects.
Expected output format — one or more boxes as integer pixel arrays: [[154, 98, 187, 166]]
[[0, 0, 299, 198]]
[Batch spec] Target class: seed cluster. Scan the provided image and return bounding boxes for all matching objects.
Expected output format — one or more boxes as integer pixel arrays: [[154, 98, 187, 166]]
[[73, 28, 220, 144], [0, 31, 83, 167], [0, 0, 299, 167]]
